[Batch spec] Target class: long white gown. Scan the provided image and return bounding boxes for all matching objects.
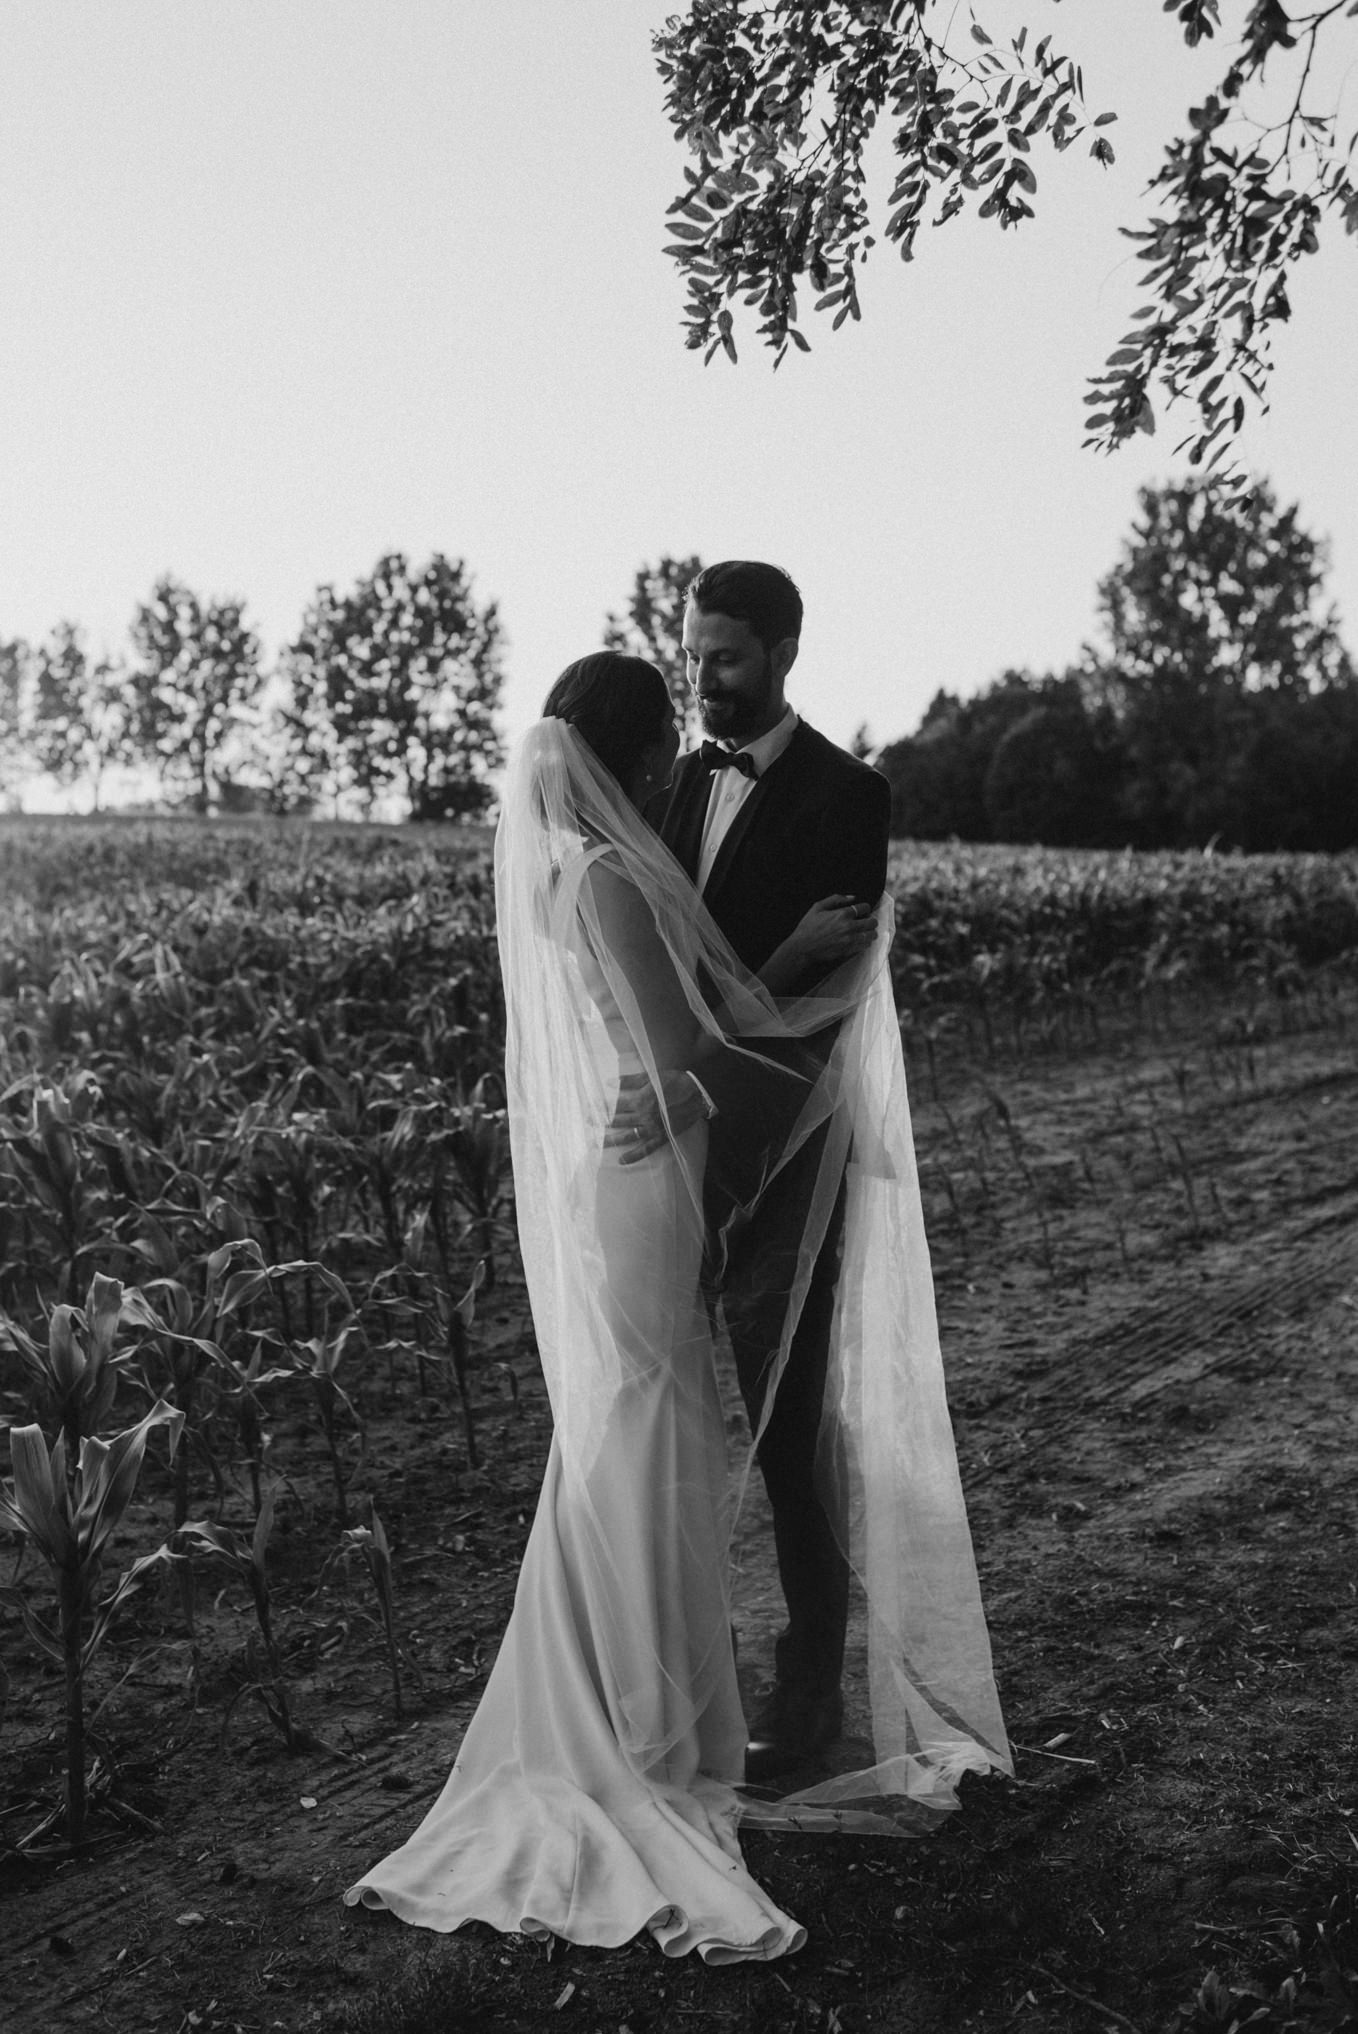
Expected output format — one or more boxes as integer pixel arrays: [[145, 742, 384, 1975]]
[[346, 1121, 805, 1959], [345, 719, 1009, 1958]]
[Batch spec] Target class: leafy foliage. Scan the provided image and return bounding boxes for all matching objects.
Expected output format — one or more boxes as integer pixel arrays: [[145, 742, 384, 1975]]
[[281, 553, 505, 820], [0, 1272, 183, 1844], [178, 1480, 301, 1751], [1170, 1885, 1358, 2031], [28, 624, 130, 811], [0, 637, 27, 803], [0, 825, 509, 1806], [0, 812, 1355, 1847], [1086, 0, 1358, 473], [128, 577, 264, 811], [1095, 478, 1355, 699], [879, 479, 1358, 850], [603, 555, 705, 736], [887, 835, 1358, 1021], [879, 670, 1127, 846], [654, 1, 1358, 467], [1087, 476, 1358, 847]]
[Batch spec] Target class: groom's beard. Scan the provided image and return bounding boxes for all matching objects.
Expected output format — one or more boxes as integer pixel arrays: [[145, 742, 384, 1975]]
[[696, 653, 775, 742]]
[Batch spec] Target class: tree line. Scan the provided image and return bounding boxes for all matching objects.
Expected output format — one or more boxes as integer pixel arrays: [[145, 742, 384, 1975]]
[[1, 480, 1354, 848], [876, 479, 1358, 853], [0, 551, 706, 822], [0, 554, 507, 821]]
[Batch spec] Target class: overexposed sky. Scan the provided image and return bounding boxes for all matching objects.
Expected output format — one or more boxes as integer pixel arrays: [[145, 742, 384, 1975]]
[[2, 0, 1355, 770]]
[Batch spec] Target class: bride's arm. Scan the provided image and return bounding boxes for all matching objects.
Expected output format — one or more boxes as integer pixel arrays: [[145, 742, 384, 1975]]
[[757, 894, 878, 996], [580, 861, 713, 1152]]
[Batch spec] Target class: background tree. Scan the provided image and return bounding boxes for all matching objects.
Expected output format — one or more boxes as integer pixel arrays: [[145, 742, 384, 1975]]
[[1085, 476, 1356, 846], [282, 553, 504, 821], [654, 2, 1358, 472], [29, 623, 129, 812], [603, 555, 704, 738], [1221, 680, 1358, 850], [128, 578, 263, 812], [879, 476, 1357, 850], [877, 671, 1052, 840], [981, 683, 1127, 847], [0, 637, 27, 807]]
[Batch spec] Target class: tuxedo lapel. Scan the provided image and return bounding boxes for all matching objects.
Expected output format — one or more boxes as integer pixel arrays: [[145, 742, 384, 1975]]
[[661, 753, 712, 881], [702, 724, 812, 906]]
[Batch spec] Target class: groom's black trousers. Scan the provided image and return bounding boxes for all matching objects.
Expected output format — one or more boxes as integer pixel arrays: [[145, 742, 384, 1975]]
[[711, 1129, 851, 1701]]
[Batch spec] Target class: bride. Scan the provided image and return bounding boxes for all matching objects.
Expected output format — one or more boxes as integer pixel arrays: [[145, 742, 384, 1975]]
[[345, 652, 1010, 1961]]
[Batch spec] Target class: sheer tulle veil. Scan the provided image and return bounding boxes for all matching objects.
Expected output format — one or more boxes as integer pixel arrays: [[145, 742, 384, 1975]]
[[495, 718, 1010, 1831]]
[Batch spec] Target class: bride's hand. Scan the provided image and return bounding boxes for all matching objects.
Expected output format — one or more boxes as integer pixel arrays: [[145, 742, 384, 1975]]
[[786, 894, 878, 970], [605, 1069, 709, 1164]]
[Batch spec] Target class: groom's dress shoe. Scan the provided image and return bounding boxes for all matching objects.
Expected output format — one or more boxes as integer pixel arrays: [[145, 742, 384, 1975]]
[[743, 1684, 844, 1785]]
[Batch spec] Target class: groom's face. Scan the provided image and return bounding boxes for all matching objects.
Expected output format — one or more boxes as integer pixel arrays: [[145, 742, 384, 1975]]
[[682, 603, 789, 745]]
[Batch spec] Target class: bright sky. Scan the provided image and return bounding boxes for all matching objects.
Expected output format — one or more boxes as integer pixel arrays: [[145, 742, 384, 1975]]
[[2, 1, 1355, 779]]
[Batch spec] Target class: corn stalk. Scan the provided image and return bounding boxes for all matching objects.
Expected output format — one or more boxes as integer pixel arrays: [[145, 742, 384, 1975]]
[[0, 1384, 183, 1848], [178, 1482, 299, 1752], [328, 1504, 403, 1717]]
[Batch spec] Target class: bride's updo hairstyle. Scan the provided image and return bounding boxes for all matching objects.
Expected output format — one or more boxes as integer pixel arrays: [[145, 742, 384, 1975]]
[[542, 652, 671, 788]]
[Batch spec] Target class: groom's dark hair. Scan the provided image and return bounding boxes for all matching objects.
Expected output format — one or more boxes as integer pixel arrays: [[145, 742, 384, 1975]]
[[687, 560, 803, 652], [543, 652, 670, 786]]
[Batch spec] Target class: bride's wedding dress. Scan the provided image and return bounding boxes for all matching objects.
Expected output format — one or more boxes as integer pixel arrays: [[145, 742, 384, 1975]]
[[346, 1116, 805, 1958], [346, 720, 1009, 1959]]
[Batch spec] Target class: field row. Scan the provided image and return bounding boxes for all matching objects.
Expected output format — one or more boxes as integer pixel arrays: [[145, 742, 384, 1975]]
[[1, 815, 1356, 1858]]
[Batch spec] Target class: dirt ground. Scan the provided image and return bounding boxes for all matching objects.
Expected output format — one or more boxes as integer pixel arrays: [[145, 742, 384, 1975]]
[[2, 983, 1356, 2034]]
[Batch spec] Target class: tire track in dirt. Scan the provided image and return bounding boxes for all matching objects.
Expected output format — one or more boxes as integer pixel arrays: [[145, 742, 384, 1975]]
[[936, 1020, 1358, 1481], [957, 1194, 1357, 1487], [2, 1716, 469, 1966], [5, 1013, 1355, 2032], [2, 1717, 490, 2034], [1048, 1210, 1345, 1401]]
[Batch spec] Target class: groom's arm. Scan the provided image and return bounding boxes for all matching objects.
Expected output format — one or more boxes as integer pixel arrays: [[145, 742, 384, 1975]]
[[688, 767, 892, 1156], [811, 766, 892, 911], [767, 764, 891, 999]]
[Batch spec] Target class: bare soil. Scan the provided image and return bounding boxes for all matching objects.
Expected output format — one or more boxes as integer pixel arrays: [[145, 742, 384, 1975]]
[[3, 987, 1356, 2034]]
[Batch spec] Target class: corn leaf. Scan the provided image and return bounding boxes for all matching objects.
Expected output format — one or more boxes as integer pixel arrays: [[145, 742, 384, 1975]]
[[73, 1401, 185, 1564], [82, 1543, 178, 1668], [3, 1424, 75, 1565], [0, 1584, 64, 1664]]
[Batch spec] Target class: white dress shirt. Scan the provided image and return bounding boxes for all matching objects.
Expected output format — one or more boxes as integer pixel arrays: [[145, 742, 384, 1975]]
[[696, 707, 799, 893]]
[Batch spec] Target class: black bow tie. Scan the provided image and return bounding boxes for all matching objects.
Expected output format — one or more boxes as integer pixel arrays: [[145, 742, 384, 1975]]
[[700, 741, 757, 780]]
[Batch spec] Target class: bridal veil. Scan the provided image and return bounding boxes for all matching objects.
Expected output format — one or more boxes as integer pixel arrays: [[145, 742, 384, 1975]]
[[494, 719, 1009, 1832]]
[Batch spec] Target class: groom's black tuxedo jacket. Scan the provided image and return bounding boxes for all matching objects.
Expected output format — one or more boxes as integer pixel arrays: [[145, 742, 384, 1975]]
[[648, 722, 892, 1188], [649, 718, 892, 990]]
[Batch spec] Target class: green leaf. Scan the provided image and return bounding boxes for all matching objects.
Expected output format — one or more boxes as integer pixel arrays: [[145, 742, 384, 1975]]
[[3, 1424, 75, 1565], [0, 1584, 64, 1664], [73, 1400, 185, 1565], [455, 1257, 488, 1332], [82, 1544, 178, 1668], [179, 1519, 238, 1560], [86, 1274, 124, 1364], [47, 1307, 86, 1398]]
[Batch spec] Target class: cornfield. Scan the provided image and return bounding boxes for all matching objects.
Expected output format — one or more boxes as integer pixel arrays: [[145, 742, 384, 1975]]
[[1, 814, 1356, 1847]]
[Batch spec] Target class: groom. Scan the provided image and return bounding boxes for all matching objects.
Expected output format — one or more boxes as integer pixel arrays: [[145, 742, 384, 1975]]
[[647, 559, 892, 1782]]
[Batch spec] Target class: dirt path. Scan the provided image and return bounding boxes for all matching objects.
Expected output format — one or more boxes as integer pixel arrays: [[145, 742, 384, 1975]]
[[2, 991, 1355, 2033]]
